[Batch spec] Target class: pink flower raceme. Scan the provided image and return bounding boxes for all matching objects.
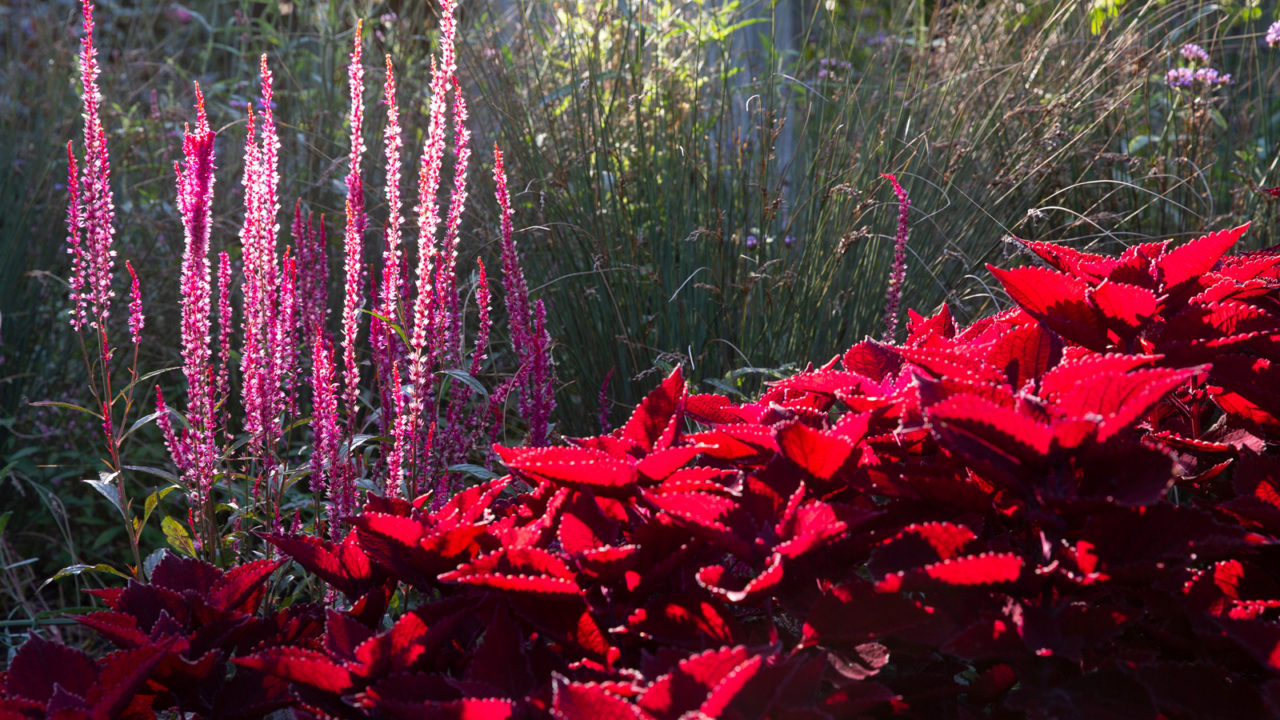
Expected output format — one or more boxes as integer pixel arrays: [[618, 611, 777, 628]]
[[341, 21, 367, 428], [174, 84, 218, 512], [309, 330, 352, 541], [1269, 20, 1280, 48], [881, 173, 910, 341], [373, 54, 406, 432], [66, 0, 117, 333], [125, 261, 143, 344], [494, 144, 555, 445], [239, 57, 288, 470]]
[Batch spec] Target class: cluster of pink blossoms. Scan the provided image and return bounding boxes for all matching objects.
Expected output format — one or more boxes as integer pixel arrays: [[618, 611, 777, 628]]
[[67, 0, 555, 548]]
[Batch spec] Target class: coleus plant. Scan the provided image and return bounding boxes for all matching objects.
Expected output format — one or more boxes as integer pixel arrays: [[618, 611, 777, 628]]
[[9, 225, 1280, 717]]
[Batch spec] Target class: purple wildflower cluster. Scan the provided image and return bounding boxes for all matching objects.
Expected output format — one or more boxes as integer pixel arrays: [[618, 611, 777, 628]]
[[816, 57, 852, 81], [1268, 20, 1280, 48], [1179, 43, 1210, 65], [1166, 43, 1232, 91]]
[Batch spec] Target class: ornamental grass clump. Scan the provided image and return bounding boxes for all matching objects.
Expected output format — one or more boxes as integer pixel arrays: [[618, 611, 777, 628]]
[[55, 0, 554, 566]]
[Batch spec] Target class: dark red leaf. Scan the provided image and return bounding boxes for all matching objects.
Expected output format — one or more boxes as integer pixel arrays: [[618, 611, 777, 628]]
[[552, 680, 645, 720], [234, 648, 355, 695], [5, 635, 97, 703], [618, 367, 686, 451]]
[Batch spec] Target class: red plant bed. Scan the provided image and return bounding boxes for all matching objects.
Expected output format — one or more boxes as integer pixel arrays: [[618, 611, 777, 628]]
[[5, 225, 1280, 718]]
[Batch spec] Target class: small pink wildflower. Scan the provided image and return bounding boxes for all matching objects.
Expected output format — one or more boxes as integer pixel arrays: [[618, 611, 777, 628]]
[[125, 261, 143, 344], [881, 173, 910, 342]]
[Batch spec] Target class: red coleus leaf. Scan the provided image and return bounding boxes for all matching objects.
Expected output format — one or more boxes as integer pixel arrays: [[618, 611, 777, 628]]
[[494, 445, 639, 493], [683, 393, 739, 425], [871, 523, 977, 579], [351, 512, 451, 590], [776, 420, 855, 481], [650, 466, 743, 496], [988, 264, 1110, 350], [634, 446, 704, 482], [684, 425, 779, 462], [642, 490, 752, 558], [75, 611, 150, 650], [876, 552, 1024, 592], [637, 645, 759, 720], [552, 679, 646, 720], [1045, 365, 1201, 443], [149, 554, 222, 595], [360, 673, 517, 720], [207, 558, 282, 615], [440, 546, 581, 596], [1156, 223, 1249, 289], [4, 635, 97, 703], [235, 647, 355, 695], [841, 341, 902, 381], [906, 303, 956, 342], [766, 371, 879, 400], [925, 393, 1051, 483], [618, 367, 686, 452], [267, 531, 378, 599], [696, 553, 784, 604], [984, 321, 1063, 389], [894, 344, 1008, 387], [1019, 239, 1119, 281], [86, 642, 172, 720], [1086, 280, 1158, 335], [624, 595, 740, 647]]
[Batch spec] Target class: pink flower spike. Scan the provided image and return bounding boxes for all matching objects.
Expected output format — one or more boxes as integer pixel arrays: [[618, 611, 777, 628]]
[[386, 362, 407, 498], [125, 260, 144, 344], [341, 19, 367, 428], [469, 259, 491, 379], [70, 0, 117, 332], [310, 328, 346, 541], [65, 141, 87, 331], [175, 81, 218, 503], [881, 173, 910, 342]]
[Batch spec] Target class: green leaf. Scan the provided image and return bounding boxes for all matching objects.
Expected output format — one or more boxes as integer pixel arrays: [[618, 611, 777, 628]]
[[437, 369, 489, 400], [142, 548, 168, 581], [122, 410, 166, 442], [116, 365, 181, 402], [30, 400, 102, 419], [446, 463, 499, 480], [123, 465, 178, 483], [0, 510, 11, 536], [161, 516, 196, 557], [41, 563, 129, 590], [84, 471, 125, 519], [361, 309, 410, 348], [142, 486, 179, 533], [703, 378, 747, 399]]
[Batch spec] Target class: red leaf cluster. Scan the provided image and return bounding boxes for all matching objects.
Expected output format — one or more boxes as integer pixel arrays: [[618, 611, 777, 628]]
[[7, 226, 1280, 718]]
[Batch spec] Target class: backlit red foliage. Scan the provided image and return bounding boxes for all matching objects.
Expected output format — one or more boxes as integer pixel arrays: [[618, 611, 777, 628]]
[[6, 226, 1280, 718]]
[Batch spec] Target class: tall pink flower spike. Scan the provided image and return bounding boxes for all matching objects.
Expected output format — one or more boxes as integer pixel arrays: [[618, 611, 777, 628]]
[[175, 83, 218, 516], [341, 20, 367, 428], [404, 0, 460, 479], [67, 0, 117, 333], [881, 173, 910, 342], [494, 143, 555, 445], [374, 53, 406, 441]]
